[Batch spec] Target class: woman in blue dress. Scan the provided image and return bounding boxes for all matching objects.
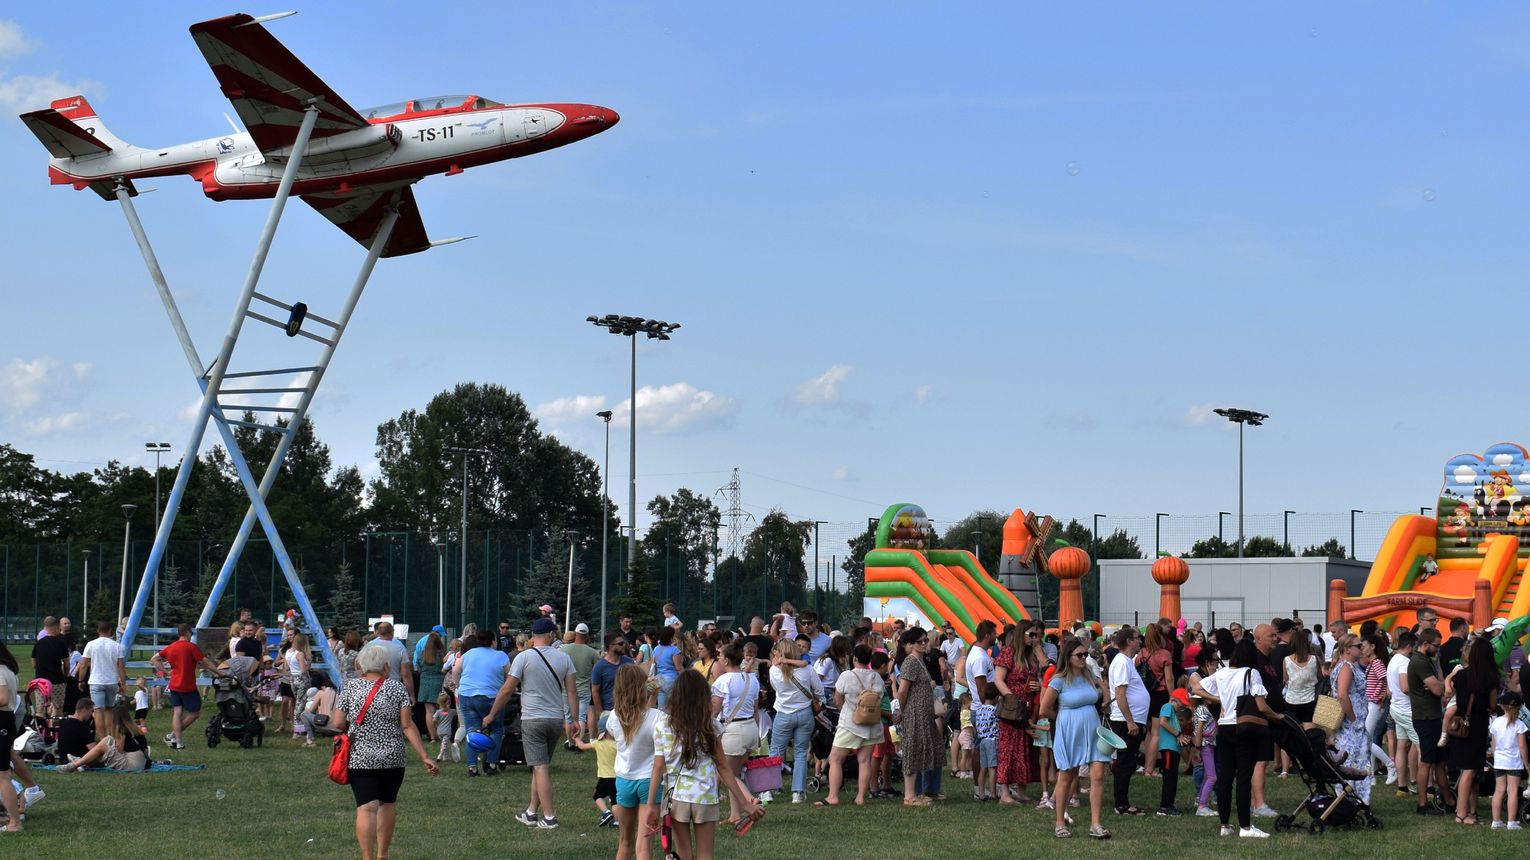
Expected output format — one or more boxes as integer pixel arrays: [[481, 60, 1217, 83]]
[[1040, 638, 1112, 840], [1328, 634, 1371, 805]]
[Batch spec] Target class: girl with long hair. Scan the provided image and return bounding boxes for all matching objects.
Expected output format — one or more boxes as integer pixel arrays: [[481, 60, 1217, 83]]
[[283, 633, 311, 738], [1138, 623, 1174, 777], [606, 663, 662, 860], [418, 632, 446, 744], [1040, 637, 1111, 839], [1448, 636, 1499, 824], [710, 641, 760, 823], [992, 620, 1042, 803], [647, 670, 762, 859]]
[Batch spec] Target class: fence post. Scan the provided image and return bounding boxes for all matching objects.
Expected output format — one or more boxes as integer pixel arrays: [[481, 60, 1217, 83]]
[[403, 531, 411, 630]]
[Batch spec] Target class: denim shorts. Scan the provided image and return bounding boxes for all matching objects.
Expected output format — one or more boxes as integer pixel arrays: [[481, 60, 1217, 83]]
[[89, 684, 119, 708], [979, 736, 998, 769]]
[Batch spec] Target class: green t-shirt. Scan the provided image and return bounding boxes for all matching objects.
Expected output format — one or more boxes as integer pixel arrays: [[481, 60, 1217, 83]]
[[562, 642, 600, 700], [1407, 651, 1443, 720]]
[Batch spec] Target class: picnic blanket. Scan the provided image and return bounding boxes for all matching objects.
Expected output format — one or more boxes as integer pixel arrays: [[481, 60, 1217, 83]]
[[34, 761, 207, 774]]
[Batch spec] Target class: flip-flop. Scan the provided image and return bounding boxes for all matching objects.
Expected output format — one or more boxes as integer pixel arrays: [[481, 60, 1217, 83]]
[[812, 801, 839, 809]]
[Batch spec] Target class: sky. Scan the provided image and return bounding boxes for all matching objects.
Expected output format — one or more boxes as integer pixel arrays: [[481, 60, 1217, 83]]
[[5, 3, 1530, 566]]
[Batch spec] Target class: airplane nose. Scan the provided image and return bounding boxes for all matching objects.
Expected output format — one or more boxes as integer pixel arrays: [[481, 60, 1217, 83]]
[[569, 105, 619, 131], [599, 106, 619, 127]]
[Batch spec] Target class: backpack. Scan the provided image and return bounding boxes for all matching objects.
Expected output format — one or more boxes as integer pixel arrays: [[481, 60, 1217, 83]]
[[850, 670, 881, 726], [1136, 652, 1162, 692]]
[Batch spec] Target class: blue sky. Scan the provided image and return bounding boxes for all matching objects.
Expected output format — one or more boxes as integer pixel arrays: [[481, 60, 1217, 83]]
[[5, 3, 1530, 563]]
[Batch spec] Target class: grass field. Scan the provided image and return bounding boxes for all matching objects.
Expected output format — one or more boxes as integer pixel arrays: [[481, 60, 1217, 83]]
[[7, 679, 1524, 859]]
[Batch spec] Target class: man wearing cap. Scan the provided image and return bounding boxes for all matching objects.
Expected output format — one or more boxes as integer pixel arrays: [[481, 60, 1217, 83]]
[[485, 617, 580, 830], [561, 623, 600, 730]]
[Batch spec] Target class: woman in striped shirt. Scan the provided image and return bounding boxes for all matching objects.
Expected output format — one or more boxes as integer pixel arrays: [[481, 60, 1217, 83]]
[[1361, 635, 1397, 785]]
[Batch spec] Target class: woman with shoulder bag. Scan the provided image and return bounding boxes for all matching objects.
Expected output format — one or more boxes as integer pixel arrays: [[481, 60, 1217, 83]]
[[1330, 635, 1373, 805], [331, 642, 438, 860], [710, 640, 761, 825], [1202, 638, 1280, 838], [768, 638, 823, 804], [1448, 636, 1498, 825], [992, 622, 1042, 804]]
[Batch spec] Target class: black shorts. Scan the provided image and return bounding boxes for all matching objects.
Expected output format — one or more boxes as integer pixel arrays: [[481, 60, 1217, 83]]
[[349, 767, 406, 806], [135, 708, 148, 721], [1494, 768, 1527, 779], [593, 776, 617, 801], [279, 682, 295, 699], [1414, 718, 1443, 763], [1288, 700, 1316, 723], [1149, 690, 1170, 717], [0, 712, 14, 771]]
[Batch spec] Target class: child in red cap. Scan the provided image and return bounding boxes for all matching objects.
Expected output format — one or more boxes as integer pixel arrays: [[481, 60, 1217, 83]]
[[1156, 688, 1194, 816]]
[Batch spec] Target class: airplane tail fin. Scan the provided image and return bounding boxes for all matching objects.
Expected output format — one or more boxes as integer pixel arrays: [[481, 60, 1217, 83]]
[[19, 96, 143, 199]]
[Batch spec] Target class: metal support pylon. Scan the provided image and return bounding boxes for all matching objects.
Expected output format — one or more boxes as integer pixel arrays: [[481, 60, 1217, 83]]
[[114, 105, 397, 685]]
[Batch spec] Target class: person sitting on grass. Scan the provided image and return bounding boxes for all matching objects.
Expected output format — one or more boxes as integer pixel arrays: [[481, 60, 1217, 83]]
[[646, 670, 763, 860], [58, 698, 96, 761], [58, 699, 149, 772]]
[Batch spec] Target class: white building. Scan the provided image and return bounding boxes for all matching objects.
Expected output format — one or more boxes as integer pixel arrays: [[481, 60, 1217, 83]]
[[1097, 557, 1371, 630]]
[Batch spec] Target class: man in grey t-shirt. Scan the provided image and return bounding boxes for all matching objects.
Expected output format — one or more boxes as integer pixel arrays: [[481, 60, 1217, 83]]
[[486, 618, 580, 829], [371, 623, 412, 701]]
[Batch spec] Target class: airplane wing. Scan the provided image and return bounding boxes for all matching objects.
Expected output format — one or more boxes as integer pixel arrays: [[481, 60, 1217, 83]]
[[300, 185, 432, 258], [189, 14, 369, 155]]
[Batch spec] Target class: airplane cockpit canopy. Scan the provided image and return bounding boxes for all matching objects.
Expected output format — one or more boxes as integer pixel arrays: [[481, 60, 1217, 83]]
[[362, 96, 505, 121]]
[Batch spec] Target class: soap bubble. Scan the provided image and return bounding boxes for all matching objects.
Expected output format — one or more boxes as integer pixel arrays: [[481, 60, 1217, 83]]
[[1309, 27, 1318, 37], [215, 789, 226, 800], [1066, 161, 1080, 176], [1423, 188, 1436, 202]]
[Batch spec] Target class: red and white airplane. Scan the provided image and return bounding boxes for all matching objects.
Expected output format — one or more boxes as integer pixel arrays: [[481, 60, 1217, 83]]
[[19, 12, 619, 256]]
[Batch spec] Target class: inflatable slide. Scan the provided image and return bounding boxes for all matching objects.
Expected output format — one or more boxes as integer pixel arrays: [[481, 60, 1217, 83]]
[[1355, 442, 1530, 630], [864, 503, 1029, 642]]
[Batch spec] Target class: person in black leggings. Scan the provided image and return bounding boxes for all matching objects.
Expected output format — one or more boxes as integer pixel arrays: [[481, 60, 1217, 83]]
[[1212, 638, 1281, 837]]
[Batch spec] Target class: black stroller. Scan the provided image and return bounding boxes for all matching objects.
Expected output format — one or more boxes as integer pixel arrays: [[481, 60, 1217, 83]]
[[206, 656, 266, 749], [1271, 714, 1382, 833]]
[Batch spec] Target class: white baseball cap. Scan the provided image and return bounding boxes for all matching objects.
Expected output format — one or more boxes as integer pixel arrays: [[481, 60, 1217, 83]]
[[575, 623, 590, 634]]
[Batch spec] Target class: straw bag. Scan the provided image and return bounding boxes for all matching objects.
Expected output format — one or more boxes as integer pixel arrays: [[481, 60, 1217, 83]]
[[1311, 695, 1343, 734]]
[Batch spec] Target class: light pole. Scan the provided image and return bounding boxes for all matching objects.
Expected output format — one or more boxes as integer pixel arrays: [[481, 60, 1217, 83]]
[[586, 314, 681, 577], [597, 409, 614, 636], [1283, 510, 1296, 556], [1212, 407, 1268, 558], [1420, 506, 1432, 517], [82, 549, 92, 621], [563, 530, 579, 630], [1350, 509, 1362, 560], [1155, 513, 1168, 557], [118, 505, 137, 629], [812, 520, 827, 614], [145, 441, 171, 637], [431, 530, 451, 624], [445, 446, 490, 631], [973, 515, 992, 566]]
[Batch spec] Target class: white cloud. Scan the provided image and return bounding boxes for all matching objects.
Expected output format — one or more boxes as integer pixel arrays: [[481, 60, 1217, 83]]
[[1185, 404, 1218, 426], [1454, 464, 1478, 485], [1520, 472, 1530, 484], [1, 357, 53, 410], [71, 362, 91, 380], [0, 72, 102, 113], [533, 394, 610, 428], [179, 397, 202, 422], [1494, 453, 1515, 466], [914, 384, 933, 403], [0, 21, 35, 59], [24, 411, 82, 435], [794, 364, 854, 405], [615, 382, 733, 433], [831, 466, 849, 481]]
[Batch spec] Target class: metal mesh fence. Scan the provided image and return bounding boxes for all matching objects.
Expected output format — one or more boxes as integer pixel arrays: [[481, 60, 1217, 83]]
[[0, 510, 1415, 639]]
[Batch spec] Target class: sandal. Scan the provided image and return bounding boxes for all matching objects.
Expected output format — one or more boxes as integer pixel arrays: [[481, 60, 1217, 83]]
[[1054, 827, 1072, 838], [1089, 825, 1112, 839], [812, 800, 839, 808], [902, 796, 931, 807]]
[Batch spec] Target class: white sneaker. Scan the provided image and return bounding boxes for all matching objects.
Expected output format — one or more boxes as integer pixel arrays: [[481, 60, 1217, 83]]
[[450, 743, 461, 763], [1509, 821, 1523, 831], [1491, 820, 1505, 829], [1239, 826, 1270, 838], [1195, 806, 1216, 817], [1219, 825, 1234, 837], [759, 791, 773, 805], [792, 792, 805, 804], [21, 787, 43, 809], [1251, 804, 1278, 818], [1385, 765, 1397, 785]]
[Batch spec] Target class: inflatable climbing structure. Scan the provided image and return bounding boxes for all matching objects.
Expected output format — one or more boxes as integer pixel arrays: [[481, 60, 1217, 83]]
[[863, 503, 1030, 642]]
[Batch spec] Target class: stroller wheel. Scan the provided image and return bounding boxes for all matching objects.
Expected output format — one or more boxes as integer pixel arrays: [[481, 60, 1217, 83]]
[[806, 775, 823, 793], [1274, 814, 1294, 832], [1309, 820, 1326, 835], [240, 734, 254, 749], [1365, 815, 1383, 830]]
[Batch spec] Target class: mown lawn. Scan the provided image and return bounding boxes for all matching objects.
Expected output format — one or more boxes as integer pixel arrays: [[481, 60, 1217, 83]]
[[7, 679, 1522, 859]]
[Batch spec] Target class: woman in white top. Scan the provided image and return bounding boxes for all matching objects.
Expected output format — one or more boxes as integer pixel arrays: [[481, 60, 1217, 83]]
[[1201, 638, 1280, 838], [1278, 630, 1321, 777], [769, 638, 824, 803], [710, 640, 760, 825], [605, 663, 663, 860]]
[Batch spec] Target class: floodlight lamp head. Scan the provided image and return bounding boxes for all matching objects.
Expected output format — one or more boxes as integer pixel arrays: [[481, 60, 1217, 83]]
[[597, 410, 614, 421], [1212, 407, 1268, 426], [122, 504, 137, 518]]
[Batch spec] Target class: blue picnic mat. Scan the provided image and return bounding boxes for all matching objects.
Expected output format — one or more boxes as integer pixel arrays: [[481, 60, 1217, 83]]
[[34, 761, 206, 774]]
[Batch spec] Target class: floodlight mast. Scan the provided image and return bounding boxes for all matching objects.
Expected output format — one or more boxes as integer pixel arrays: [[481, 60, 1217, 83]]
[[1212, 407, 1269, 558], [585, 315, 682, 577]]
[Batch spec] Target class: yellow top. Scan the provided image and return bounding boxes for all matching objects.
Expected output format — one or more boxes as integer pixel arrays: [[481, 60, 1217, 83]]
[[594, 736, 617, 779], [961, 708, 974, 730]]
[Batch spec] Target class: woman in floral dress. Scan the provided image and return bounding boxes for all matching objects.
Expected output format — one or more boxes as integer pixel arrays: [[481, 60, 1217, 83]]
[[993, 621, 1042, 803], [1328, 634, 1371, 804]]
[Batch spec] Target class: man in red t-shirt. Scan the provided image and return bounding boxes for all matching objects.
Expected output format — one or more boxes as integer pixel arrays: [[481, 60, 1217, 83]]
[[149, 623, 223, 749]]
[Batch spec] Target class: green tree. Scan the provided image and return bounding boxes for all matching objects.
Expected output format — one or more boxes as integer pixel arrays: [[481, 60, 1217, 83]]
[[839, 523, 876, 630], [616, 553, 664, 627], [1243, 536, 1291, 557], [937, 510, 1006, 569], [328, 560, 365, 634], [739, 511, 814, 618], [510, 538, 599, 628], [1188, 535, 1237, 558], [644, 489, 721, 622], [1302, 538, 1346, 558]]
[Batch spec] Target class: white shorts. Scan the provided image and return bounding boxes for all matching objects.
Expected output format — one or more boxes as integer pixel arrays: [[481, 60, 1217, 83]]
[[721, 719, 759, 757]]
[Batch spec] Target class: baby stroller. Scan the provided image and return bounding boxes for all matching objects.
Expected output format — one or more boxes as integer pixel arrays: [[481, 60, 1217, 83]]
[[1271, 714, 1382, 834], [206, 656, 265, 749], [14, 679, 60, 764], [804, 707, 842, 792]]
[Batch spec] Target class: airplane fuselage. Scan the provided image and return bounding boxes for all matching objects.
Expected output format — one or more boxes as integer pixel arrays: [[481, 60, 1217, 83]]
[[48, 102, 616, 200]]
